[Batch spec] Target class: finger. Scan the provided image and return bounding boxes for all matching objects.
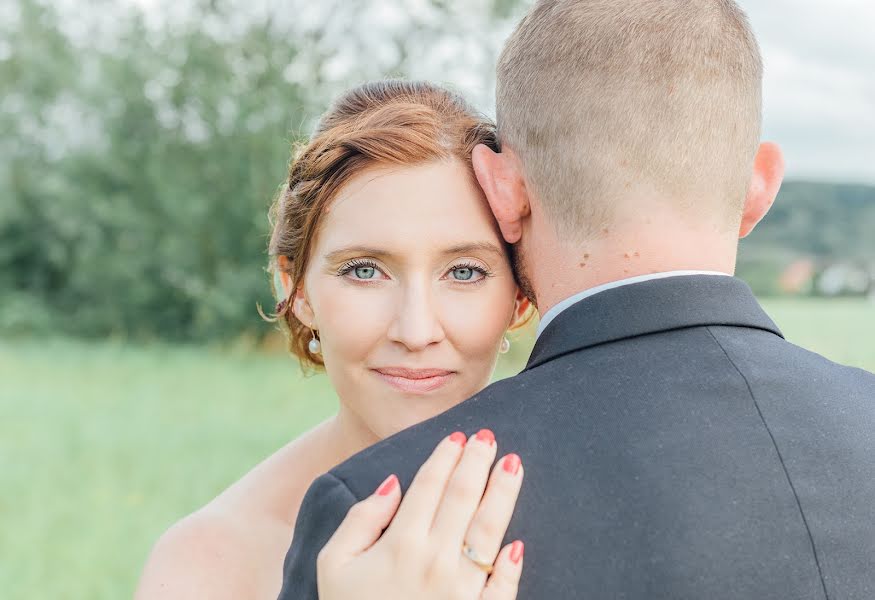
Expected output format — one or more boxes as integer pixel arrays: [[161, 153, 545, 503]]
[[481, 541, 524, 600], [431, 428, 498, 547], [385, 432, 467, 535], [318, 474, 401, 567], [460, 453, 524, 573]]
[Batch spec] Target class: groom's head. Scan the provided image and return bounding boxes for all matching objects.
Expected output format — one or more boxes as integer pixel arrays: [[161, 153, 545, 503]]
[[474, 0, 784, 305]]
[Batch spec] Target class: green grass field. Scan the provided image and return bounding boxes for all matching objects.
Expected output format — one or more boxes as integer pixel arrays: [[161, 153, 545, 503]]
[[2, 298, 873, 599]]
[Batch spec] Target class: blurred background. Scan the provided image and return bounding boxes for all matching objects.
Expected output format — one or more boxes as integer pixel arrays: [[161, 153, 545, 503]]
[[1, 0, 873, 597]]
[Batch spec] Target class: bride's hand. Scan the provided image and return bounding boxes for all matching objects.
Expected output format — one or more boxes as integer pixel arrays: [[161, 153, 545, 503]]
[[317, 429, 525, 600]]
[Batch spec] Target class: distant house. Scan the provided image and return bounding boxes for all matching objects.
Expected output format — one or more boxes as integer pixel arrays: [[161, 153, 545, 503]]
[[815, 262, 873, 298], [778, 259, 815, 295]]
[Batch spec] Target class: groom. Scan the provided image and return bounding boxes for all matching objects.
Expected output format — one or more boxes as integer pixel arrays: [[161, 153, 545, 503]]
[[280, 0, 875, 598]]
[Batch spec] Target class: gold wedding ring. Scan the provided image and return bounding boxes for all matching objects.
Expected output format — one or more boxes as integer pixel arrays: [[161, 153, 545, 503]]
[[461, 543, 494, 575]]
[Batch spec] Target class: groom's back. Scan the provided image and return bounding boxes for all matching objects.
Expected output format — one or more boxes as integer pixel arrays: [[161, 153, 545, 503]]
[[280, 276, 875, 599], [492, 319, 875, 598]]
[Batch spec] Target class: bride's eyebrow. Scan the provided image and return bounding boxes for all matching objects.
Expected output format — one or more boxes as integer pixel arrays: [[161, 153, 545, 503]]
[[442, 242, 504, 258], [324, 246, 392, 263], [323, 242, 504, 263]]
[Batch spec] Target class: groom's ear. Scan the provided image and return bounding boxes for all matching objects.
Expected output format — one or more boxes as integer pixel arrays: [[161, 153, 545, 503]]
[[739, 142, 785, 239], [472, 144, 531, 244]]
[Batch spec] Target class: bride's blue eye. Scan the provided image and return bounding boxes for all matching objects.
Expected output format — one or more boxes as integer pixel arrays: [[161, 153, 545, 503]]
[[354, 266, 376, 279], [452, 267, 474, 281], [447, 262, 491, 283], [338, 260, 384, 281]]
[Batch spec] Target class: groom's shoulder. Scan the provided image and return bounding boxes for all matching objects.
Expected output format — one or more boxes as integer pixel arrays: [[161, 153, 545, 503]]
[[710, 323, 875, 393], [328, 373, 532, 501]]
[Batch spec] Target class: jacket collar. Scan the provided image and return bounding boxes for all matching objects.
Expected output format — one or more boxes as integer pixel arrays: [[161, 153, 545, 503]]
[[524, 275, 782, 371]]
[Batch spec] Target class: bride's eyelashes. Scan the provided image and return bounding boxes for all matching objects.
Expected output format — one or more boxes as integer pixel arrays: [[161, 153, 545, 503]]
[[441, 261, 493, 285], [334, 258, 493, 285], [336, 258, 388, 282]]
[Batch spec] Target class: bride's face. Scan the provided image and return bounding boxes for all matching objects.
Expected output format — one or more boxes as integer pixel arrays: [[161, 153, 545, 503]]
[[295, 159, 524, 438]]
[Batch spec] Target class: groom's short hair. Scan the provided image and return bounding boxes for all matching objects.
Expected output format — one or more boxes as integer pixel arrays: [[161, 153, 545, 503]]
[[496, 0, 763, 239]]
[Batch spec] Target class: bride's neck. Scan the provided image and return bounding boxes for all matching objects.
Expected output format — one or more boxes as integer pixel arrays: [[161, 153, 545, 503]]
[[324, 404, 382, 465]]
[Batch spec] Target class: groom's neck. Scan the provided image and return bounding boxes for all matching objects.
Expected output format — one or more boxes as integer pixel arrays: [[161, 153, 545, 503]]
[[529, 217, 739, 316]]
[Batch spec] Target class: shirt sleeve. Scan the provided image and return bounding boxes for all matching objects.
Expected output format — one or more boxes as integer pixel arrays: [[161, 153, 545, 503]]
[[276, 472, 358, 600]]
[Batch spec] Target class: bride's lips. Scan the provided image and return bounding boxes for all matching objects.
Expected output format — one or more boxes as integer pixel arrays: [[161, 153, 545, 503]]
[[371, 367, 456, 394]]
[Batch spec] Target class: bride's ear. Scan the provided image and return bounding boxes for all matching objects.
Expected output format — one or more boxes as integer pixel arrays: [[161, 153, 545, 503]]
[[292, 286, 316, 328], [275, 256, 294, 298], [277, 256, 316, 327], [508, 290, 533, 330], [472, 144, 531, 244]]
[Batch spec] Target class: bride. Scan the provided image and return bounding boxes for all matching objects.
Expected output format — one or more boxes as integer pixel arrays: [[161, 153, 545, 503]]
[[135, 80, 533, 599]]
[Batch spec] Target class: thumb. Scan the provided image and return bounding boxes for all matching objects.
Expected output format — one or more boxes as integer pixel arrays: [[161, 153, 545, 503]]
[[319, 474, 402, 567]]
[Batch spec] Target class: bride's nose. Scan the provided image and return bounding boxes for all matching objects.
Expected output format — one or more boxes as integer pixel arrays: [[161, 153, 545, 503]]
[[386, 282, 446, 351]]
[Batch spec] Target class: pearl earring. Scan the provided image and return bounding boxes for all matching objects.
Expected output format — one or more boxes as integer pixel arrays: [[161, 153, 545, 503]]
[[499, 336, 511, 354], [308, 326, 321, 355]]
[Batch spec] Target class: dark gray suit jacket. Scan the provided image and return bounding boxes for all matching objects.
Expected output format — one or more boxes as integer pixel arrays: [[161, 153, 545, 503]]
[[278, 275, 875, 599]]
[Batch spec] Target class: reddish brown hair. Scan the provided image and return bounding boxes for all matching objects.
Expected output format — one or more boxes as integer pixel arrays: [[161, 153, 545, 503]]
[[266, 80, 500, 368]]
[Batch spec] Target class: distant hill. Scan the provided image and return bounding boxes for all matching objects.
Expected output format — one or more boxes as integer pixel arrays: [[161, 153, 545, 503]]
[[737, 181, 875, 294]]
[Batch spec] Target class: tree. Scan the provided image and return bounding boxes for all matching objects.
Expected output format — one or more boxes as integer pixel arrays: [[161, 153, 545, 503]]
[[0, 0, 531, 341]]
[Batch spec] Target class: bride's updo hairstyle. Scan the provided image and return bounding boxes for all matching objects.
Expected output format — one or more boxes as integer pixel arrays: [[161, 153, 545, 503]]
[[266, 80, 501, 368]]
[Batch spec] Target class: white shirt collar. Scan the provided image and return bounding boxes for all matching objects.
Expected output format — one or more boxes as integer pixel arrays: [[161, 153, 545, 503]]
[[535, 271, 731, 339]]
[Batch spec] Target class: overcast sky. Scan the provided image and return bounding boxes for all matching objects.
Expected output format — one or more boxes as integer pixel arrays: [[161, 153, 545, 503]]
[[119, 0, 875, 184], [738, 0, 875, 184]]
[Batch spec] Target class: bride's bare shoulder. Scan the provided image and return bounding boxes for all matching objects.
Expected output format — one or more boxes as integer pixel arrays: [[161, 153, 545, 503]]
[[216, 418, 340, 526], [134, 419, 337, 599]]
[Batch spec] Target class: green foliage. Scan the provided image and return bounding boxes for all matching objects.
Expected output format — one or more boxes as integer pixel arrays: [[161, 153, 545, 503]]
[[1, 2, 287, 339], [2, 0, 319, 340], [1, 0, 530, 342], [737, 181, 875, 294], [743, 181, 875, 261]]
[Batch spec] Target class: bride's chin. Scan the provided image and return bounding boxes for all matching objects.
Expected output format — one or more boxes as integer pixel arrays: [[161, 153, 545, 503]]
[[374, 391, 471, 436], [379, 386, 474, 422]]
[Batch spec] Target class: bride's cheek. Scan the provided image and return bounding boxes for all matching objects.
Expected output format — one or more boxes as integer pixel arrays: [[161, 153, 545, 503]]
[[320, 285, 394, 354], [443, 285, 514, 352]]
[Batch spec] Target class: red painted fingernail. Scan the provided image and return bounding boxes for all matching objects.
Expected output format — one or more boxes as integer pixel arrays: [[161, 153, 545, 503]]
[[449, 431, 467, 446], [510, 540, 525, 564], [376, 474, 398, 496], [502, 453, 521, 475], [475, 428, 495, 445]]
